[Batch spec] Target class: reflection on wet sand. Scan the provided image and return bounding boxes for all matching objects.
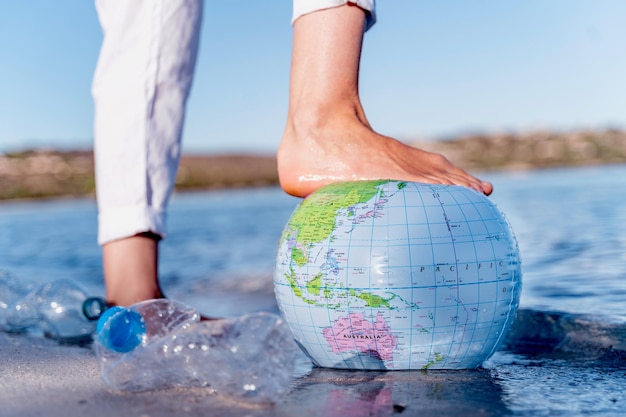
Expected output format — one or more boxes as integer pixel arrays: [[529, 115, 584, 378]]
[[286, 367, 511, 417]]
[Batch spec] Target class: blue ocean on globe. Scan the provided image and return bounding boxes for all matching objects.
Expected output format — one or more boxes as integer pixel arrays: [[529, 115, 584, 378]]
[[273, 180, 522, 370]]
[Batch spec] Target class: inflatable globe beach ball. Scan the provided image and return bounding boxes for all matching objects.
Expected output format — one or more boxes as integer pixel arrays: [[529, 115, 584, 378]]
[[274, 180, 522, 370]]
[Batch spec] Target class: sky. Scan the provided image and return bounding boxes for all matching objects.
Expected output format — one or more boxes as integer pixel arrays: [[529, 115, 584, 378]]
[[1, 1, 626, 154]]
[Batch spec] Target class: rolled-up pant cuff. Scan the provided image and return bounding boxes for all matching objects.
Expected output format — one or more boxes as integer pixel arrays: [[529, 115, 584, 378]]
[[292, 0, 376, 31], [97, 206, 166, 245]]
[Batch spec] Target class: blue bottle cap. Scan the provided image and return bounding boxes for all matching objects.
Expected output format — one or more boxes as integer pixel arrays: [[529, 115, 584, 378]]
[[96, 306, 146, 353]]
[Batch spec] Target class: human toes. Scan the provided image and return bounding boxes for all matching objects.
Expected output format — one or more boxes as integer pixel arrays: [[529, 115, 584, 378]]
[[443, 172, 492, 196], [480, 180, 494, 196], [465, 178, 493, 196]]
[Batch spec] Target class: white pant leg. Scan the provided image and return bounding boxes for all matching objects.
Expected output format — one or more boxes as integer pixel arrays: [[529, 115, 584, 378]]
[[292, 0, 376, 31], [93, 0, 202, 245]]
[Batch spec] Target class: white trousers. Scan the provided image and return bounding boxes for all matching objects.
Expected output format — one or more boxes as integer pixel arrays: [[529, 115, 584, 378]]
[[93, 0, 376, 245]]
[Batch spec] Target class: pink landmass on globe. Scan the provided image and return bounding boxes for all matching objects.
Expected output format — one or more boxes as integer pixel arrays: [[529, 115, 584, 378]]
[[323, 312, 398, 362]]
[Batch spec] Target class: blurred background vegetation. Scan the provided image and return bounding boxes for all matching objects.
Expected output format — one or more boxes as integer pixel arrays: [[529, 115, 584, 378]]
[[1, 129, 625, 201]]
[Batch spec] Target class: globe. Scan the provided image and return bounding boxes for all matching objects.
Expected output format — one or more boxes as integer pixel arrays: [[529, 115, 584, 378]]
[[274, 180, 522, 370]]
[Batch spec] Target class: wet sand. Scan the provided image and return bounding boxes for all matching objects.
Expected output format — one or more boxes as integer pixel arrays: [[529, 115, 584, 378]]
[[0, 330, 510, 417], [0, 279, 513, 417]]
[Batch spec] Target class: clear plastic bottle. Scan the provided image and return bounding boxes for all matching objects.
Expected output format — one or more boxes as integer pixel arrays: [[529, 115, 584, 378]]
[[94, 299, 299, 403], [0, 269, 29, 326], [0, 269, 107, 343]]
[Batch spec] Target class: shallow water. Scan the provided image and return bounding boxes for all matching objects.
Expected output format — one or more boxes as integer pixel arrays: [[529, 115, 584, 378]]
[[1, 164, 626, 416], [489, 165, 626, 322]]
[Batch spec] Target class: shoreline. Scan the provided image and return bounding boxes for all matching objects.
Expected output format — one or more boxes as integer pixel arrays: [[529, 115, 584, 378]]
[[2, 128, 625, 201], [0, 330, 502, 417], [3, 306, 624, 417]]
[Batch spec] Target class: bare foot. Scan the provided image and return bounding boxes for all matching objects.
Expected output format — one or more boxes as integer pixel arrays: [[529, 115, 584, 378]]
[[278, 106, 493, 198], [280, 4, 492, 198]]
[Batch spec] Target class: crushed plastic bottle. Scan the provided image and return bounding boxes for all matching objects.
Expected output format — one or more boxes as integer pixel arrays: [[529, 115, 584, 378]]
[[0, 269, 107, 343], [0, 269, 29, 325], [94, 299, 299, 403]]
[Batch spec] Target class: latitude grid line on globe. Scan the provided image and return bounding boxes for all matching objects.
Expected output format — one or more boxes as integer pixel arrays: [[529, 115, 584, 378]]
[[274, 180, 521, 370]]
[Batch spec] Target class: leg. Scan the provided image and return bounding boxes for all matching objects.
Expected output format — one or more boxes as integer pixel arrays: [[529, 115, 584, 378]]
[[278, 4, 493, 197], [103, 234, 163, 306], [93, 0, 202, 306]]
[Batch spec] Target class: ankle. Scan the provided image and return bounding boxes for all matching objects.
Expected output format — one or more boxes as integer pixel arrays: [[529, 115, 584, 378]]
[[285, 96, 365, 140], [106, 287, 164, 307]]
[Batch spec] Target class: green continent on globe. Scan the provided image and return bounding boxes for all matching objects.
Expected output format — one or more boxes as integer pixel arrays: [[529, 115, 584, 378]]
[[283, 267, 400, 308], [279, 180, 414, 310], [282, 180, 390, 264]]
